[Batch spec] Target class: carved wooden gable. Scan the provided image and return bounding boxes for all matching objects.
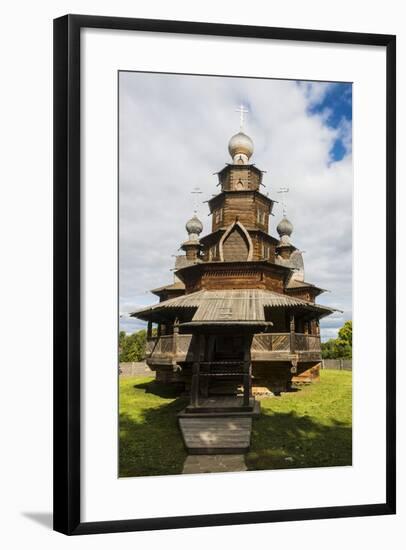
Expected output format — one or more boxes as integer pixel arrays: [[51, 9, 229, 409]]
[[220, 222, 253, 262]]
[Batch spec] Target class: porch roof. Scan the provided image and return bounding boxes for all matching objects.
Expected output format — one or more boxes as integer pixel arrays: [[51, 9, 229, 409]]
[[131, 288, 337, 322]]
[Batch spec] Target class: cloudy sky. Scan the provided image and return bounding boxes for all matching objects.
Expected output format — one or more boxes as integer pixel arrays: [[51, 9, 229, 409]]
[[119, 72, 352, 341]]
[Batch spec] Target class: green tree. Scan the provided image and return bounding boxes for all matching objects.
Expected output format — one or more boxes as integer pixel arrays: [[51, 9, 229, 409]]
[[321, 338, 336, 359], [321, 321, 352, 359], [338, 321, 352, 347], [119, 329, 147, 362]]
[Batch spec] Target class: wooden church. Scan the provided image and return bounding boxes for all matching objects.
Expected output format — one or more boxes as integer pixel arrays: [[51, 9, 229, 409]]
[[132, 109, 335, 454]]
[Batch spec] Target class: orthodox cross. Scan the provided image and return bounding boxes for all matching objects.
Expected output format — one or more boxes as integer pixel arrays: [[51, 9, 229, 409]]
[[235, 104, 249, 131], [191, 187, 202, 213], [277, 187, 290, 217]]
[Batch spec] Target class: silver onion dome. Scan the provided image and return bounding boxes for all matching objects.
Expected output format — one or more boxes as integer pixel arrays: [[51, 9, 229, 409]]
[[228, 131, 254, 163], [185, 214, 203, 241], [276, 217, 294, 238]]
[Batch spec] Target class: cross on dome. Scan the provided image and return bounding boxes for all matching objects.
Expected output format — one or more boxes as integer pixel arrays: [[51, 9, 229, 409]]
[[191, 187, 202, 214], [235, 104, 249, 131], [277, 187, 290, 217], [228, 104, 253, 164]]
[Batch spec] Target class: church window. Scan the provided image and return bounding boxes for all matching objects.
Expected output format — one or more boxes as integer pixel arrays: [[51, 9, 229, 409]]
[[257, 210, 266, 225], [257, 209, 266, 225], [210, 243, 218, 260], [215, 208, 223, 224]]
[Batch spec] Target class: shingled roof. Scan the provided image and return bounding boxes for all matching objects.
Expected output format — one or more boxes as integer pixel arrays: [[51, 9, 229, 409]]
[[286, 279, 327, 293], [131, 288, 336, 322], [150, 281, 185, 295]]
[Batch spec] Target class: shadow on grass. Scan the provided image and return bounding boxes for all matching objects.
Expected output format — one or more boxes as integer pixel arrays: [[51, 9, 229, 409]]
[[247, 410, 352, 471], [120, 381, 188, 478], [120, 378, 352, 478], [133, 380, 184, 398]]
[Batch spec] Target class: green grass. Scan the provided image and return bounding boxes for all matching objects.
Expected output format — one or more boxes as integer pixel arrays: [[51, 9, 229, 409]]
[[246, 370, 352, 470], [119, 377, 188, 477], [119, 370, 352, 477]]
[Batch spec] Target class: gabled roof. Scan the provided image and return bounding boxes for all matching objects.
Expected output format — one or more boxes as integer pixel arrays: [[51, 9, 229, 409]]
[[199, 229, 279, 246]]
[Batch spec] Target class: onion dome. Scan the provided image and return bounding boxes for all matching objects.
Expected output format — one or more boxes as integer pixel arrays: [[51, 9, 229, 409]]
[[228, 131, 254, 164], [276, 217, 293, 238], [185, 214, 203, 241]]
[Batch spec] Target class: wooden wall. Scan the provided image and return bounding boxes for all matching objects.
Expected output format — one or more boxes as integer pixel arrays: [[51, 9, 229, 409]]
[[210, 193, 273, 233], [219, 165, 262, 192], [183, 264, 286, 293], [286, 288, 317, 303]]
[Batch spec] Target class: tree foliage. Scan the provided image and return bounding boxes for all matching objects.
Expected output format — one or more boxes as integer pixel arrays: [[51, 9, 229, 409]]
[[119, 329, 147, 362], [321, 320, 352, 359]]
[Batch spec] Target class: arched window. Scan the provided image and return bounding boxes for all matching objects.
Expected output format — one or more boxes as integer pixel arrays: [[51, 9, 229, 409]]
[[262, 242, 270, 260]]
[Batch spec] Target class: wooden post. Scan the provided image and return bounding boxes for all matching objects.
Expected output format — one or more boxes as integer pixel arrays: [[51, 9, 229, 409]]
[[202, 335, 215, 398], [147, 320, 152, 340], [290, 313, 295, 353], [190, 361, 200, 407], [172, 317, 179, 357], [243, 334, 252, 407], [157, 323, 161, 338], [190, 334, 204, 407]]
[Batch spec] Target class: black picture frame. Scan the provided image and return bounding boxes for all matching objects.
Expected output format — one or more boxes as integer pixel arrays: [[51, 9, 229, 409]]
[[53, 14, 396, 535]]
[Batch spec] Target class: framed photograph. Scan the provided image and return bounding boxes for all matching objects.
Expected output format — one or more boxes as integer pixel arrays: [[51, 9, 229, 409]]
[[53, 14, 396, 535]]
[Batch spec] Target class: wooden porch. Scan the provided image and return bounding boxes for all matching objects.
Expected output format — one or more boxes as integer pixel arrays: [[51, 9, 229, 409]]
[[145, 332, 321, 365]]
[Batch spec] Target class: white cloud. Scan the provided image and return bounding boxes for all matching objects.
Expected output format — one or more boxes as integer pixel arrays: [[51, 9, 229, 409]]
[[119, 73, 352, 340]]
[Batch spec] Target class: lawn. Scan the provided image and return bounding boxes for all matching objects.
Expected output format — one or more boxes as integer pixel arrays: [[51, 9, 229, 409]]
[[119, 370, 352, 477]]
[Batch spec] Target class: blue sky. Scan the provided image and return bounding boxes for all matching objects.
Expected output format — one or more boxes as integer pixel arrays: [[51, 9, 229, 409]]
[[119, 74, 352, 341], [307, 83, 352, 162]]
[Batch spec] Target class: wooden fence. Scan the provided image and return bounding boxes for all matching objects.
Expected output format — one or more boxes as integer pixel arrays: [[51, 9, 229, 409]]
[[322, 359, 352, 371], [119, 362, 155, 377]]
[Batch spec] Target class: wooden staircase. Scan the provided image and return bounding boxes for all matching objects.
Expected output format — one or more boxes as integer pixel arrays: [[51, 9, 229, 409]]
[[178, 396, 259, 455]]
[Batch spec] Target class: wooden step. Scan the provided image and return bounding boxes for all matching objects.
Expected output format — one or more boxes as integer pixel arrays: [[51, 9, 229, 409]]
[[179, 417, 252, 455], [179, 397, 260, 418]]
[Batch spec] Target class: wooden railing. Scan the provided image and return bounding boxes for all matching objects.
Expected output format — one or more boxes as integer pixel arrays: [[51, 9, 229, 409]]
[[176, 334, 194, 356], [146, 332, 320, 363], [146, 334, 194, 362], [293, 334, 321, 351], [145, 338, 157, 357], [251, 333, 291, 352]]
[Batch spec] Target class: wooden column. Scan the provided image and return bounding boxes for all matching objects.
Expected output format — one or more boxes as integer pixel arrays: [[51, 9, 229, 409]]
[[190, 334, 204, 407], [190, 362, 200, 407], [172, 317, 179, 357], [243, 334, 252, 407], [147, 320, 152, 340], [202, 335, 215, 398], [290, 313, 296, 352]]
